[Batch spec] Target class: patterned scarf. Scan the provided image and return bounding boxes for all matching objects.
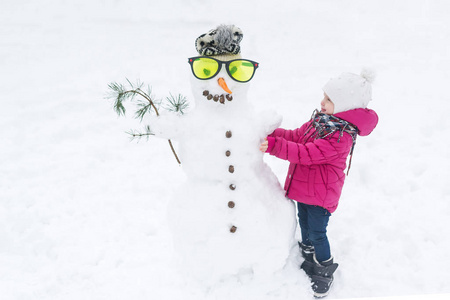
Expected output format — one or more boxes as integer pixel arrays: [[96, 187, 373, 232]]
[[303, 110, 359, 174]]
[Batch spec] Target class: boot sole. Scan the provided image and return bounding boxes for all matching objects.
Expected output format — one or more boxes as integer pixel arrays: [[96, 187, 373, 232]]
[[313, 280, 333, 298], [311, 275, 334, 298]]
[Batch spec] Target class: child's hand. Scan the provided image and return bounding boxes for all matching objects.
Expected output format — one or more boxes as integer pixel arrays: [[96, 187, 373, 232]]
[[259, 138, 268, 153]]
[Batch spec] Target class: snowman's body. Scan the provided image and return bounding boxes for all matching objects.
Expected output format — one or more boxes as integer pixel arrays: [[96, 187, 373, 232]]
[[152, 58, 296, 283]]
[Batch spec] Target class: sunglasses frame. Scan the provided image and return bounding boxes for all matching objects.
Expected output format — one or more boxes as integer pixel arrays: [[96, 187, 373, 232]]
[[188, 56, 259, 83]]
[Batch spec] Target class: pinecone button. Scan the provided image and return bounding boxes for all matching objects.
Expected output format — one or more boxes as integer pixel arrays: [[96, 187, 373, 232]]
[[230, 226, 237, 233]]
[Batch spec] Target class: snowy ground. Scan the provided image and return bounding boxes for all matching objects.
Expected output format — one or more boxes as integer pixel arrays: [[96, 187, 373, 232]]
[[1, 0, 450, 299]]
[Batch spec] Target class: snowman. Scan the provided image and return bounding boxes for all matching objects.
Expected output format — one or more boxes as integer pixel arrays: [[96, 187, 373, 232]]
[[150, 25, 296, 283]]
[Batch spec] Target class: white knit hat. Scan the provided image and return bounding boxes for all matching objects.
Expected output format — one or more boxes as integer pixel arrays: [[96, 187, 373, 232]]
[[323, 69, 376, 114]]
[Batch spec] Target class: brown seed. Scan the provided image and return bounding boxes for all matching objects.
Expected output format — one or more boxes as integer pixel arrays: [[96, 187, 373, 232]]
[[228, 201, 235, 208], [226, 94, 233, 101], [229, 184, 236, 190], [225, 150, 231, 157], [219, 95, 225, 104], [230, 226, 237, 233], [225, 131, 232, 138], [229, 165, 235, 173], [203, 90, 209, 96], [207, 94, 213, 100], [213, 95, 219, 102]]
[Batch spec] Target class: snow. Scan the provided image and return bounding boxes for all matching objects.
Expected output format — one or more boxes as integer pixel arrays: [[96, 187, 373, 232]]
[[1, 0, 450, 299]]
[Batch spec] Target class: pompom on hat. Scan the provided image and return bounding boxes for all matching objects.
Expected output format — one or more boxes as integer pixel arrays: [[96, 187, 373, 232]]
[[323, 68, 376, 114], [195, 25, 243, 61]]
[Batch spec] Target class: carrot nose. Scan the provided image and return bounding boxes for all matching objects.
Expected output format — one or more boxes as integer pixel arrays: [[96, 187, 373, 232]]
[[218, 77, 232, 94]]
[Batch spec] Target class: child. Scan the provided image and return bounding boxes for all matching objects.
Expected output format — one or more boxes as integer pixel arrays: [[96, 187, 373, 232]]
[[260, 70, 378, 298]]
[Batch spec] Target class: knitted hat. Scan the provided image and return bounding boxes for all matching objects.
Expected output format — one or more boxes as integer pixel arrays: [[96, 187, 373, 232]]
[[195, 25, 243, 61], [323, 69, 376, 114]]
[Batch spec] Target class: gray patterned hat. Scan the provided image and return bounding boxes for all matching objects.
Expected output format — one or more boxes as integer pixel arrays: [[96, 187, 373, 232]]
[[195, 25, 243, 57]]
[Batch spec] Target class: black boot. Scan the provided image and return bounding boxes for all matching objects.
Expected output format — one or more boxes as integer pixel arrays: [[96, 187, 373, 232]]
[[298, 242, 315, 276], [310, 256, 338, 298]]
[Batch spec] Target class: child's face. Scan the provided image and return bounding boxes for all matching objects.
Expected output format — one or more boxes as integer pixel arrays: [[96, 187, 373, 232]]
[[321, 93, 335, 115]]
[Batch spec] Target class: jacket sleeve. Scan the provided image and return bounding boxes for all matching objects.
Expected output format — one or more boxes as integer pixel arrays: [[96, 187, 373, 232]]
[[268, 132, 353, 165], [268, 122, 310, 141], [266, 124, 309, 154]]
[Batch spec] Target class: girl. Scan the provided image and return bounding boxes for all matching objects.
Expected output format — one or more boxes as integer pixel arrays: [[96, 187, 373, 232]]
[[260, 70, 378, 298]]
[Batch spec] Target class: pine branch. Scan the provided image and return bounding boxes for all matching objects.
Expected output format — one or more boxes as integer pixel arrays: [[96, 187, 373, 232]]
[[106, 79, 159, 118], [126, 125, 154, 142], [106, 78, 183, 165]]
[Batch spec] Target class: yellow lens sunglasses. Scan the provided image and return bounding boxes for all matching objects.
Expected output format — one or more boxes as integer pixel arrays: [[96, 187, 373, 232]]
[[188, 56, 259, 83]]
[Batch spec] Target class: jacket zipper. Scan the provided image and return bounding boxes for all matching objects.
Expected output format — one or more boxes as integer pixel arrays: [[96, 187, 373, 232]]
[[285, 164, 297, 197]]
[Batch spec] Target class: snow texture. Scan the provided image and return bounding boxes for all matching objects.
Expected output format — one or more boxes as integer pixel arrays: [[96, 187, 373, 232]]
[[1, 0, 450, 299]]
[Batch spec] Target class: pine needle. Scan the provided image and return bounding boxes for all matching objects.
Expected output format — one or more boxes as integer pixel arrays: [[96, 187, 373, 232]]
[[164, 93, 189, 115], [135, 100, 152, 121]]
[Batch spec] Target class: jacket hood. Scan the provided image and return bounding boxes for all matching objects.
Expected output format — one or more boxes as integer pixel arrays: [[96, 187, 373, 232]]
[[334, 108, 378, 136]]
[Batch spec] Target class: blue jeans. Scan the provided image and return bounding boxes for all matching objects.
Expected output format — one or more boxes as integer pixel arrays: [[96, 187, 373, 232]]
[[297, 202, 331, 263]]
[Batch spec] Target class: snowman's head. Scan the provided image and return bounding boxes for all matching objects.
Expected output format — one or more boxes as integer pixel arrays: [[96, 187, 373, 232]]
[[188, 25, 259, 110]]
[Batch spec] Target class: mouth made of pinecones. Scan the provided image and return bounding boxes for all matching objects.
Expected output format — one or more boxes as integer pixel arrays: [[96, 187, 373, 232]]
[[202, 90, 233, 104]]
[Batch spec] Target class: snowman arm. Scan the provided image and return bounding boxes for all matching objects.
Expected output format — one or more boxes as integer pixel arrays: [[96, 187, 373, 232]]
[[147, 112, 186, 140], [257, 110, 284, 136], [267, 128, 353, 165]]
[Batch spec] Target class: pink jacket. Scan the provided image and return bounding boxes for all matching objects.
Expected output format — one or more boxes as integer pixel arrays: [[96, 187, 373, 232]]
[[266, 108, 378, 213]]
